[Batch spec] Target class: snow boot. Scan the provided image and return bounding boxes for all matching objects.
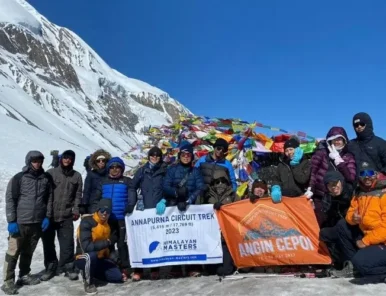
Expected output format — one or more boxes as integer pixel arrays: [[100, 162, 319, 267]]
[[64, 263, 79, 281], [40, 262, 57, 281], [1, 280, 18, 295], [330, 261, 354, 278], [17, 274, 40, 286], [84, 282, 97, 294]]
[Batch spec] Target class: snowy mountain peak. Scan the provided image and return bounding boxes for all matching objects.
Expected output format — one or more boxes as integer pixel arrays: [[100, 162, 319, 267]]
[[0, 0, 190, 159]]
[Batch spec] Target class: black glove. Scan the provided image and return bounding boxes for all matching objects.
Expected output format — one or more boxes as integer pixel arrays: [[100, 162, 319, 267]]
[[177, 201, 187, 212], [249, 194, 259, 203], [213, 202, 223, 211], [177, 187, 189, 200], [78, 204, 88, 215], [124, 205, 135, 215]]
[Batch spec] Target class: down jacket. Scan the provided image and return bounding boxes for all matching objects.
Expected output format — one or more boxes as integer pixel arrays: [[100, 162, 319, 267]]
[[310, 127, 356, 198], [163, 163, 205, 205], [6, 151, 53, 224], [82, 149, 111, 211]]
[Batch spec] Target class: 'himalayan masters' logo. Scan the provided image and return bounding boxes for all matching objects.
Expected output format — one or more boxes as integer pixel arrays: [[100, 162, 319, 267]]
[[148, 241, 161, 254]]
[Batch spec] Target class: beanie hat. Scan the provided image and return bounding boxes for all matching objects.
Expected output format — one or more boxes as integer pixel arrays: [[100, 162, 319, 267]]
[[353, 112, 373, 128], [148, 146, 163, 158], [62, 150, 76, 163], [323, 171, 345, 185], [179, 141, 194, 155], [106, 157, 125, 171], [97, 199, 112, 213], [284, 138, 300, 150], [213, 138, 229, 152], [252, 180, 268, 193]]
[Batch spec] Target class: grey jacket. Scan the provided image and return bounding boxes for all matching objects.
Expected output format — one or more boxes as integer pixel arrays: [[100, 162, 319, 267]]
[[47, 166, 83, 222], [6, 151, 53, 224]]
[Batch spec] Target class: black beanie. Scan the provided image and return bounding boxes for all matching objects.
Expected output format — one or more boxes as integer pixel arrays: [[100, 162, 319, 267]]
[[148, 146, 163, 158], [213, 138, 229, 152], [323, 171, 344, 185], [284, 138, 299, 150], [97, 199, 112, 212], [62, 150, 76, 163]]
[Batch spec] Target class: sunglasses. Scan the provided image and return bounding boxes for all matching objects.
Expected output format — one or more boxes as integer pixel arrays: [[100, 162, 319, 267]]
[[354, 122, 366, 128], [96, 159, 106, 163], [150, 154, 161, 158], [359, 170, 376, 178], [214, 177, 229, 185], [31, 159, 43, 164], [215, 146, 225, 152], [109, 165, 122, 170], [62, 156, 72, 160], [98, 208, 111, 214], [180, 152, 192, 158]]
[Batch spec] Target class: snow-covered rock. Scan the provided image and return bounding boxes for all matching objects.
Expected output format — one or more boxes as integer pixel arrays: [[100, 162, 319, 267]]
[[0, 0, 190, 158]]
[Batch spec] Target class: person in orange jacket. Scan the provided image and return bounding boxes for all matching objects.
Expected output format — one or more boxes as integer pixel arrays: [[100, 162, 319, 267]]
[[331, 161, 386, 279]]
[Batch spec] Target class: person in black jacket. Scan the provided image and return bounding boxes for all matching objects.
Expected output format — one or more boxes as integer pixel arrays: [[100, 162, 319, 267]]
[[271, 137, 311, 203], [348, 112, 386, 174], [319, 171, 353, 270], [2, 151, 53, 295], [81, 149, 111, 214], [127, 146, 167, 281]]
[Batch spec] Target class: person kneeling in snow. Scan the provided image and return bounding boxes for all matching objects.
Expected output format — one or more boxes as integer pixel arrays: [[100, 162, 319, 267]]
[[209, 170, 236, 276], [319, 171, 353, 271], [75, 199, 123, 294], [271, 137, 311, 203], [331, 162, 386, 279]]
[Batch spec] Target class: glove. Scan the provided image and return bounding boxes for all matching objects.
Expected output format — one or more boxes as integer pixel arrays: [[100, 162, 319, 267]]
[[249, 194, 259, 203], [8, 222, 19, 235], [271, 185, 282, 203], [176, 187, 188, 200], [328, 144, 344, 165], [41, 218, 50, 232], [73, 213, 80, 221], [213, 202, 223, 211], [156, 199, 166, 215], [177, 201, 187, 212], [136, 200, 145, 211], [304, 187, 313, 199], [290, 147, 303, 166], [125, 204, 135, 214]]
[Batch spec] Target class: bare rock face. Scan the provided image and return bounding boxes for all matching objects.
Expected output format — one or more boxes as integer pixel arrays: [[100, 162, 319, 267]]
[[0, 0, 190, 152]]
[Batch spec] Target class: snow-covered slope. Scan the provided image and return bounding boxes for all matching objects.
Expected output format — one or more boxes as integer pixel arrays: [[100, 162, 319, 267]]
[[0, 0, 190, 157]]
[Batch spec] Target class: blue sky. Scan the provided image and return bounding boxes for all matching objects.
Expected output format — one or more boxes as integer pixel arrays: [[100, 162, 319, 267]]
[[29, 0, 386, 139]]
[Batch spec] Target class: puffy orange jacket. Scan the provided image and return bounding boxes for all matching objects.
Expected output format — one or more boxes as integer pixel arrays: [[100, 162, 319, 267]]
[[346, 180, 386, 246]]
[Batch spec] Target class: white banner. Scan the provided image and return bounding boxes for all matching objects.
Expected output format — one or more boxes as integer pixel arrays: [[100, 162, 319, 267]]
[[125, 204, 223, 268]]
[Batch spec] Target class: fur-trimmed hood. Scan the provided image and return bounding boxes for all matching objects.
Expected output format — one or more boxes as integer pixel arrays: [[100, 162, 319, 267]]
[[89, 149, 112, 170]]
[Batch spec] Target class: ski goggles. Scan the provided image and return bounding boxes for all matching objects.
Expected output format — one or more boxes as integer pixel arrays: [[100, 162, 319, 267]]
[[98, 208, 111, 215], [359, 169, 376, 178]]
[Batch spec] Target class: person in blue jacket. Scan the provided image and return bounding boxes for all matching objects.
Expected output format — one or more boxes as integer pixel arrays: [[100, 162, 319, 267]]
[[195, 138, 237, 200], [93, 157, 131, 281], [127, 146, 167, 281], [163, 141, 205, 210], [163, 142, 205, 277]]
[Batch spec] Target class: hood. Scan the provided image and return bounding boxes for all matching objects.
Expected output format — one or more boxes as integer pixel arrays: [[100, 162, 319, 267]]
[[326, 127, 349, 145], [353, 112, 374, 141], [106, 157, 125, 172], [212, 169, 231, 184], [61, 150, 76, 168], [23, 150, 44, 172], [89, 149, 112, 170]]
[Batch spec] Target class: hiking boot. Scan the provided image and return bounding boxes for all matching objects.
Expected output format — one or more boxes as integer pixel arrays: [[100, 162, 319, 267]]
[[64, 263, 79, 281], [84, 282, 97, 294], [40, 262, 57, 281], [1, 280, 18, 295], [330, 261, 354, 278], [17, 274, 40, 286]]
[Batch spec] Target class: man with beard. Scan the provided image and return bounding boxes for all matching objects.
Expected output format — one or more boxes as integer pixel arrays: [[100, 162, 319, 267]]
[[41, 150, 82, 281], [2, 151, 53, 295]]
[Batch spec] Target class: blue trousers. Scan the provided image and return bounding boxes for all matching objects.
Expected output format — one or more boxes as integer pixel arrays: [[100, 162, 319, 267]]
[[75, 252, 122, 284], [336, 219, 386, 277]]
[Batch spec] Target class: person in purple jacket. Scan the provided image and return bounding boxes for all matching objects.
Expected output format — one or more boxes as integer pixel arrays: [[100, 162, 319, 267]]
[[309, 127, 356, 226]]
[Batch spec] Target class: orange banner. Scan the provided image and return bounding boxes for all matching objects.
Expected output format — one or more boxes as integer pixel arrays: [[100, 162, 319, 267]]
[[216, 197, 331, 268]]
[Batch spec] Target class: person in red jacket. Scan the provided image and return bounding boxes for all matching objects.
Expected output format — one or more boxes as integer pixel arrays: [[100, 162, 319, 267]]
[[309, 127, 356, 226]]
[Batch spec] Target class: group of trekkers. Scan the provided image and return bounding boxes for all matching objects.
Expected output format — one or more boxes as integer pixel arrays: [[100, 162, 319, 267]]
[[2, 111, 386, 294]]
